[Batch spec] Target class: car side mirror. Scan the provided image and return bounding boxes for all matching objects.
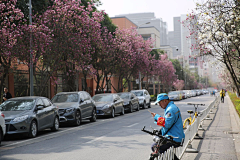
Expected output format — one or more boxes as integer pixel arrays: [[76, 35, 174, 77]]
[[79, 99, 84, 103], [37, 105, 44, 110], [131, 97, 134, 99], [113, 99, 117, 102]]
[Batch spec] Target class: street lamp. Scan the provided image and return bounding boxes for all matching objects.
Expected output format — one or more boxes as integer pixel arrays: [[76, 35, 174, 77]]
[[137, 22, 150, 90], [29, 0, 33, 96]]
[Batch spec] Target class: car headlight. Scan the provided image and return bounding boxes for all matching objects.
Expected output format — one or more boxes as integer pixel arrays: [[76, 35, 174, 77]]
[[102, 104, 111, 109], [13, 115, 28, 122], [66, 108, 75, 113]]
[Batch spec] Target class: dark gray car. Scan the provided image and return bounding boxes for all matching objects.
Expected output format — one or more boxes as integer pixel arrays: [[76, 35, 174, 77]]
[[0, 96, 59, 138], [51, 91, 97, 126], [117, 92, 139, 113], [92, 93, 124, 118]]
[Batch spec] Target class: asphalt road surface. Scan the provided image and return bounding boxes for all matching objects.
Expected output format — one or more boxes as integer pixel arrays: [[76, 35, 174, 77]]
[[0, 94, 216, 160]]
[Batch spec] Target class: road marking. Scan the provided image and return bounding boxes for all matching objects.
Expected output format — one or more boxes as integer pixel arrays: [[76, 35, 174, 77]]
[[126, 123, 139, 127], [86, 136, 105, 144]]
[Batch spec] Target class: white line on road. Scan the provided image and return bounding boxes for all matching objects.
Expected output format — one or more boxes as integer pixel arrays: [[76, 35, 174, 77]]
[[126, 123, 139, 127], [86, 136, 105, 144]]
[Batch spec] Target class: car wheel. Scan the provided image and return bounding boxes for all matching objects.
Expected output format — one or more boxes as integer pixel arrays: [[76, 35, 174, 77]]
[[120, 106, 125, 115], [148, 102, 151, 108], [90, 108, 97, 122], [74, 110, 81, 126], [129, 104, 133, 113], [28, 120, 37, 138], [136, 103, 140, 111], [143, 101, 148, 109], [51, 116, 59, 131], [110, 108, 115, 118]]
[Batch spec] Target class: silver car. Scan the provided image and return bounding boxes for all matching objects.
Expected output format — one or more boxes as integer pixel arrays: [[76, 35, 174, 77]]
[[131, 89, 151, 109], [0, 96, 59, 138], [0, 111, 5, 145], [168, 91, 181, 100], [52, 91, 97, 126]]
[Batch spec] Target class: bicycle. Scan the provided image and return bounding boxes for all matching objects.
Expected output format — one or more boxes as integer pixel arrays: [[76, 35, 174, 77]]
[[183, 103, 205, 129], [141, 126, 182, 160]]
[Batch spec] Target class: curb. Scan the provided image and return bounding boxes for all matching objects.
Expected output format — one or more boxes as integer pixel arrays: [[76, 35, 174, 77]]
[[227, 94, 240, 160]]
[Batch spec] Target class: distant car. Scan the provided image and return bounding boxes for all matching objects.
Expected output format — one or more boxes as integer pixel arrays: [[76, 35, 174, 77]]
[[183, 90, 190, 98], [190, 90, 197, 97], [52, 91, 97, 126], [168, 91, 181, 100], [181, 91, 187, 99], [117, 92, 140, 112], [195, 90, 201, 96], [130, 89, 151, 109], [0, 111, 5, 145], [0, 96, 59, 138], [92, 93, 124, 118]]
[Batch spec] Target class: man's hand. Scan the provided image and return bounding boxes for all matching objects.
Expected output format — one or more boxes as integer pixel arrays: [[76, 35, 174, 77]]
[[3, 97, 6, 101], [151, 112, 156, 117]]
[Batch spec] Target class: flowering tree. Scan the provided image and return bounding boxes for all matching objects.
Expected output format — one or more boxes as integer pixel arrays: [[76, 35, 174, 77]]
[[14, 0, 106, 95], [111, 27, 153, 92], [0, 0, 25, 95], [173, 80, 185, 90], [185, 0, 240, 95]]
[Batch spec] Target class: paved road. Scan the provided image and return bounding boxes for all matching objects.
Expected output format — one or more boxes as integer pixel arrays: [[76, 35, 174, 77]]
[[0, 94, 216, 160]]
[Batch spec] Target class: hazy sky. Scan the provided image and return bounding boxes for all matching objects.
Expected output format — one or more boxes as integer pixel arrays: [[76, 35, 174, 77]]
[[97, 0, 198, 31]]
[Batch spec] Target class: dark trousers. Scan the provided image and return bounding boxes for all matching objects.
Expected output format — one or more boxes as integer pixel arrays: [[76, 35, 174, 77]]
[[221, 96, 224, 103], [151, 142, 180, 160]]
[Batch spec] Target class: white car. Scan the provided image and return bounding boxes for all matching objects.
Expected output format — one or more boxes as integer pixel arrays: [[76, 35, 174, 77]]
[[0, 111, 6, 145], [131, 89, 151, 109]]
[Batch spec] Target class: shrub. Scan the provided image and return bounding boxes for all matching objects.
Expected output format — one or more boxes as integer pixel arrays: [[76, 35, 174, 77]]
[[228, 92, 240, 117]]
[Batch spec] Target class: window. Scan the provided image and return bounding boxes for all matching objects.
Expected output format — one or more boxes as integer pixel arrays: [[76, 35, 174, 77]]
[[36, 99, 44, 106], [82, 92, 89, 100], [42, 98, 51, 107], [52, 93, 79, 103]]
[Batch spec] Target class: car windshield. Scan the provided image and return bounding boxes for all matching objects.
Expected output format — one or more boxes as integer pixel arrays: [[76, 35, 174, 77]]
[[92, 94, 113, 102], [0, 99, 35, 111], [168, 92, 178, 95], [117, 93, 130, 99], [52, 93, 79, 103], [131, 91, 143, 96]]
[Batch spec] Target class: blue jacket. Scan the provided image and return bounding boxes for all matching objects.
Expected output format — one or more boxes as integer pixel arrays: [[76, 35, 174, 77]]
[[154, 101, 185, 143]]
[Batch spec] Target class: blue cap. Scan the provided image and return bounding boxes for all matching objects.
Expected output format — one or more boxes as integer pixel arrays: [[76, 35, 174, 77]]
[[154, 93, 169, 104]]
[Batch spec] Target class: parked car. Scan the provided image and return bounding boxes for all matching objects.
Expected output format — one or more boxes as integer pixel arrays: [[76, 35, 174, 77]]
[[0, 96, 59, 138], [130, 89, 151, 109], [191, 90, 197, 97], [184, 90, 191, 98], [195, 90, 201, 96], [52, 91, 97, 126], [181, 91, 187, 99], [92, 93, 124, 118], [168, 91, 181, 101], [117, 92, 140, 113], [0, 112, 5, 145]]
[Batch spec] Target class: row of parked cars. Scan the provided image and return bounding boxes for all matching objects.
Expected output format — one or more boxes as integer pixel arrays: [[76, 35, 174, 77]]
[[0, 89, 152, 144], [168, 89, 209, 101]]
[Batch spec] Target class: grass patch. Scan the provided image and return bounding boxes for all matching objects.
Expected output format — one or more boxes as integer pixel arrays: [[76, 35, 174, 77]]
[[228, 91, 240, 117]]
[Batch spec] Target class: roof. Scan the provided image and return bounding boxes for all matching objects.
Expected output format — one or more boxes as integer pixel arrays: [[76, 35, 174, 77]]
[[8, 96, 44, 100], [110, 16, 138, 27]]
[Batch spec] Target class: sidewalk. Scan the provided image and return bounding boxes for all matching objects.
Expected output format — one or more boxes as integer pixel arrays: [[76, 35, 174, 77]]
[[182, 94, 240, 160]]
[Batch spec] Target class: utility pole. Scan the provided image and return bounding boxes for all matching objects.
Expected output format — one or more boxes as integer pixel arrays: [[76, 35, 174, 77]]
[[29, 0, 33, 96]]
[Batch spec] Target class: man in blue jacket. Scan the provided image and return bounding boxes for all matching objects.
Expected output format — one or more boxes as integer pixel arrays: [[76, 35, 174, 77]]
[[151, 93, 185, 155]]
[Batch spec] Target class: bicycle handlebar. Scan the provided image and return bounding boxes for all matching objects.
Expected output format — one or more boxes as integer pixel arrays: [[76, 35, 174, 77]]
[[141, 126, 181, 146], [187, 103, 205, 106]]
